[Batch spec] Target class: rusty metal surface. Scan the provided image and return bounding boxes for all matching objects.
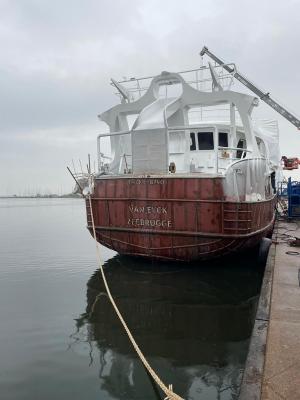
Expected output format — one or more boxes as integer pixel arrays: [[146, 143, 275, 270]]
[[86, 177, 276, 261]]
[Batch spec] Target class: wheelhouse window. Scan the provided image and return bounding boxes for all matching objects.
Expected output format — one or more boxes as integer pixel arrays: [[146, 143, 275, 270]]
[[197, 132, 214, 150], [218, 132, 228, 147], [190, 132, 196, 151], [237, 139, 246, 159]]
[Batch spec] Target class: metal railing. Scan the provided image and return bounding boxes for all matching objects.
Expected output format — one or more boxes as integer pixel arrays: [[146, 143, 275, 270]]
[[97, 127, 254, 175], [97, 130, 131, 173], [112, 63, 236, 102], [217, 147, 252, 171]]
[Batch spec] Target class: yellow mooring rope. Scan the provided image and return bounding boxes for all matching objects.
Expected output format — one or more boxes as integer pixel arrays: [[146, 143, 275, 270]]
[[87, 194, 185, 400]]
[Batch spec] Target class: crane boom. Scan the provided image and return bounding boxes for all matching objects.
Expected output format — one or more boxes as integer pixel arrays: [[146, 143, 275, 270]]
[[200, 46, 300, 129]]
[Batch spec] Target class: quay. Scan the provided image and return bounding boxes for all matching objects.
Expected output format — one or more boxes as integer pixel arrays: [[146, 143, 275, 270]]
[[240, 219, 300, 399]]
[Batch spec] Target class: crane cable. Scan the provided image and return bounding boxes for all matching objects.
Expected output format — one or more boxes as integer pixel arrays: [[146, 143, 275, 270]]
[[87, 194, 185, 400]]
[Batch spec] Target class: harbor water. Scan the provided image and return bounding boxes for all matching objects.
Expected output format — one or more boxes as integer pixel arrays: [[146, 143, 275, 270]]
[[0, 198, 264, 400]]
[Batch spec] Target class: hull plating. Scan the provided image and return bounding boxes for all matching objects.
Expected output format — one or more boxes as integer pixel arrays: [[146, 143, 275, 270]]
[[86, 177, 275, 261]]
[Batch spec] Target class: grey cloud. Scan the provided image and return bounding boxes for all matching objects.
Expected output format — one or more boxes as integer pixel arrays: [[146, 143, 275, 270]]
[[0, 0, 300, 195]]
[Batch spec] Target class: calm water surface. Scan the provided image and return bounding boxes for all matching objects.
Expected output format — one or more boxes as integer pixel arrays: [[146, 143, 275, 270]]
[[0, 198, 263, 400]]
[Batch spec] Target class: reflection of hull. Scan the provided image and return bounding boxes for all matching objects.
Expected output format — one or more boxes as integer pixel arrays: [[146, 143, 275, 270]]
[[76, 255, 263, 399], [83, 255, 262, 364], [86, 176, 275, 261], [86, 292, 256, 365]]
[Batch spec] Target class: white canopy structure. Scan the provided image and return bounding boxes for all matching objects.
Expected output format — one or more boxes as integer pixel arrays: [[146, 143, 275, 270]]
[[96, 65, 281, 202]]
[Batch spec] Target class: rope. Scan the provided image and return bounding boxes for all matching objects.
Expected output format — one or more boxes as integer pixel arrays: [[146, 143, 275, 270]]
[[87, 194, 185, 400]]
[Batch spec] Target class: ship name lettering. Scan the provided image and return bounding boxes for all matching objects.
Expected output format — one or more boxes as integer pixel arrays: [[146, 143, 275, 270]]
[[128, 218, 172, 228], [128, 179, 166, 185], [129, 204, 167, 214]]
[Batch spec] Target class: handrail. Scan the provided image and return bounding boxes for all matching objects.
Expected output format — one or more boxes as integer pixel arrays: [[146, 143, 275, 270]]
[[218, 146, 252, 153], [97, 130, 131, 172], [97, 124, 240, 138], [115, 64, 236, 84], [167, 124, 217, 132], [97, 129, 131, 139]]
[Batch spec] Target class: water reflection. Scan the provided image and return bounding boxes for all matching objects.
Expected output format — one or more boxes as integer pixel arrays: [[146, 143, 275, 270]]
[[74, 254, 263, 400]]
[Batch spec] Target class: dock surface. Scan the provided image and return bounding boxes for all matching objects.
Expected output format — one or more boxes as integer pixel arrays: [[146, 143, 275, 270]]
[[262, 220, 300, 399]]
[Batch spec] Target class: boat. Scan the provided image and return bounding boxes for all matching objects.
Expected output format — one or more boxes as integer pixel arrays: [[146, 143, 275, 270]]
[[79, 55, 281, 261], [282, 156, 299, 170]]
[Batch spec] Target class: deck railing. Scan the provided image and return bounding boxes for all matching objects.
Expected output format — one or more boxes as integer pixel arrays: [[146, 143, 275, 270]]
[[111, 63, 237, 102]]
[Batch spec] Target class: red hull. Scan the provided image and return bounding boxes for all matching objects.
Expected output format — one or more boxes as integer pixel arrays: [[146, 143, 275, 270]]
[[86, 176, 275, 261]]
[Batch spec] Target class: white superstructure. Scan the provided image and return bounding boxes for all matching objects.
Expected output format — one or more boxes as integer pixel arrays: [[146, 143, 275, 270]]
[[97, 64, 281, 202]]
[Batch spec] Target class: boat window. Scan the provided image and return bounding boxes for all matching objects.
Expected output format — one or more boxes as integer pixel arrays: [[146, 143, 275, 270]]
[[218, 132, 228, 147], [197, 132, 214, 150], [237, 139, 246, 158], [190, 132, 196, 151], [169, 131, 186, 153]]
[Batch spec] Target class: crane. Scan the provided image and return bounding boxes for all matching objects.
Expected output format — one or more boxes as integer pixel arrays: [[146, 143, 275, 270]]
[[200, 46, 300, 129]]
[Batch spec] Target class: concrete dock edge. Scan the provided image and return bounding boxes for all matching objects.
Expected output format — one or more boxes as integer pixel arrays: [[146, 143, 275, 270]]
[[238, 242, 276, 399]]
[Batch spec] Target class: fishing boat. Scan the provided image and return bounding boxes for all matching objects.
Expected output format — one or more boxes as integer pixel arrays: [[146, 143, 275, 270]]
[[80, 54, 281, 261]]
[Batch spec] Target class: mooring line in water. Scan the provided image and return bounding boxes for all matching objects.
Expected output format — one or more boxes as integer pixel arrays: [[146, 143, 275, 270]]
[[87, 194, 185, 400]]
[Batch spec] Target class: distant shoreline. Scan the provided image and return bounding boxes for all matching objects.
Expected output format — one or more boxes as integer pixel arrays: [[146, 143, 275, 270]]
[[0, 195, 82, 199]]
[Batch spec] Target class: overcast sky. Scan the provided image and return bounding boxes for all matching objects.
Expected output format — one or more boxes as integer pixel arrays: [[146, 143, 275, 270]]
[[1, 0, 300, 195]]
